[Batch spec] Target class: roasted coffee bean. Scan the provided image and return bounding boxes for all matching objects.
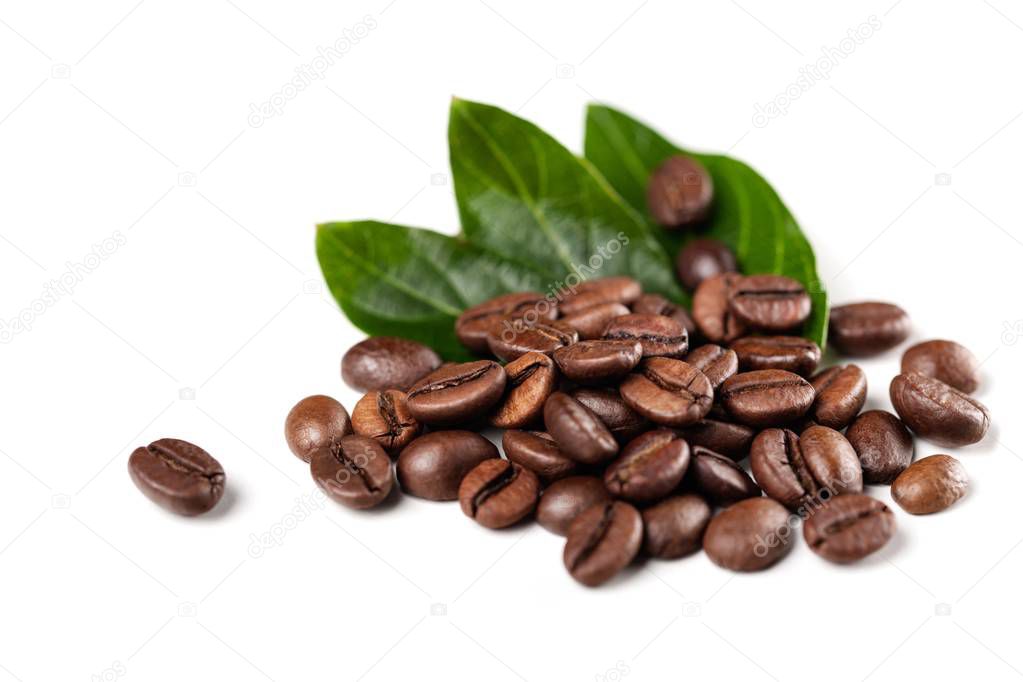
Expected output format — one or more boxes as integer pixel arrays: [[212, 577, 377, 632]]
[[750, 426, 862, 511], [828, 302, 910, 357], [729, 275, 811, 332], [455, 292, 556, 355], [803, 494, 895, 563], [396, 431, 498, 500], [891, 454, 968, 514], [646, 155, 713, 228], [310, 435, 393, 509], [406, 360, 507, 425], [537, 476, 611, 536], [685, 446, 760, 506], [284, 395, 352, 462], [685, 344, 738, 390], [846, 410, 914, 484], [675, 238, 737, 291], [553, 339, 643, 383], [720, 370, 815, 427], [602, 313, 688, 358], [487, 318, 578, 362], [902, 340, 980, 394], [489, 352, 557, 429], [604, 430, 691, 504], [560, 276, 642, 315], [502, 430, 577, 483], [692, 273, 747, 343], [570, 387, 649, 442], [703, 497, 793, 572], [352, 390, 420, 453], [619, 357, 713, 427], [341, 337, 441, 392], [890, 373, 990, 447], [808, 364, 867, 430], [561, 302, 631, 340], [631, 293, 697, 336], [543, 392, 619, 464], [563, 501, 643, 587], [731, 336, 821, 376], [458, 459, 540, 529], [128, 438, 225, 516], [678, 411, 756, 461], [641, 494, 712, 559]]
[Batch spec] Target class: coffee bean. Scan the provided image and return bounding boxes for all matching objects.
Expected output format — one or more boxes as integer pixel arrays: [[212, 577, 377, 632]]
[[828, 302, 910, 357], [678, 411, 756, 461], [553, 339, 643, 383], [406, 360, 507, 426], [891, 454, 968, 514], [731, 336, 821, 376], [641, 494, 712, 559], [703, 497, 793, 572], [570, 387, 649, 442], [685, 446, 760, 506], [602, 313, 688, 358], [675, 238, 737, 291], [685, 344, 738, 390], [487, 318, 578, 362], [889, 373, 990, 447], [458, 459, 540, 529], [750, 426, 862, 510], [646, 155, 713, 228], [310, 435, 393, 509], [396, 431, 499, 500], [563, 501, 643, 586], [803, 494, 895, 563], [543, 392, 619, 464], [619, 357, 713, 427], [719, 370, 815, 427], [455, 292, 556, 355], [729, 275, 811, 332], [352, 390, 420, 453], [341, 337, 441, 392], [902, 340, 980, 394], [502, 430, 578, 483], [604, 430, 691, 504], [631, 293, 697, 336], [560, 276, 642, 315], [808, 364, 867, 430], [537, 476, 611, 536], [128, 438, 225, 516], [846, 410, 914, 484], [489, 352, 557, 429], [692, 273, 747, 343], [284, 395, 352, 462], [561, 302, 631, 340]]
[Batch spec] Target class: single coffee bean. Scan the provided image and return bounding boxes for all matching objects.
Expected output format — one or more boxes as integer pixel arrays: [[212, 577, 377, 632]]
[[631, 293, 697, 337], [406, 360, 507, 426], [692, 273, 747, 343], [889, 373, 990, 447], [828, 302, 910, 357], [685, 344, 738, 390], [846, 410, 914, 484], [458, 459, 540, 529], [341, 337, 442, 392], [808, 364, 867, 430], [685, 446, 760, 506], [502, 430, 578, 483], [620, 357, 713, 427], [604, 430, 691, 504], [560, 276, 642, 315], [675, 238, 737, 291], [891, 454, 968, 514], [678, 411, 756, 461], [750, 426, 862, 511], [487, 318, 578, 362], [537, 476, 611, 536], [553, 339, 643, 383], [563, 501, 643, 587], [902, 339, 980, 394], [128, 438, 225, 516], [719, 369, 815, 427], [729, 275, 811, 332], [602, 313, 688, 358], [561, 301, 631, 340], [799, 425, 863, 493], [803, 494, 895, 564], [284, 395, 352, 462], [570, 387, 648, 442], [703, 497, 793, 572], [646, 155, 713, 228], [396, 431, 499, 500], [641, 494, 712, 559], [455, 292, 556, 355], [730, 336, 821, 376], [543, 392, 619, 464], [310, 435, 393, 509], [351, 390, 420, 453], [489, 352, 556, 429]]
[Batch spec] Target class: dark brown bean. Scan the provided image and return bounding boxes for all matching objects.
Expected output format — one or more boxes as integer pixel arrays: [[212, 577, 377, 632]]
[[563, 501, 643, 587], [720, 370, 815, 427], [570, 387, 649, 443], [678, 412, 756, 461], [808, 364, 867, 430], [458, 459, 539, 529], [692, 273, 747, 343], [560, 276, 642, 315], [128, 438, 225, 516], [351, 390, 420, 453], [455, 292, 556, 355], [543, 392, 619, 464], [396, 431, 498, 500], [846, 410, 914, 484], [675, 238, 737, 291], [891, 454, 968, 514], [341, 337, 441, 392], [284, 395, 352, 463], [750, 426, 862, 511], [487, 318, 578, 362], [537, 476, 611, 536], [803, 494, 895, 563], [502, 430, 577, 483], [602, 313, 688, 358], [604, 430, 691, 504], [828, 302, 910, 357], [729, 275, 811, 332], [560, 302, 631, 340], [646, 155, 713, 228], [889, 373, 990, 447], [902, 340, 980, 394], [642, 494, 712, 559], [489, 352, 557, 429], [685, 446, 760, 506], [406, 360, 507, 426], [685, 344, 738, 390], [310, 435, 393, 509], [631, 293, 697, 337], [703, 497, 794, 572], [730, 336, 821, 376], [553, 339, 643, 384], [619, 357, 713, 427]]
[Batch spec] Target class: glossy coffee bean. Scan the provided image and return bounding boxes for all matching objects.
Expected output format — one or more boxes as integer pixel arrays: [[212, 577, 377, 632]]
[[352, 390, 420, 453], [846, 410, 914, 484], [685, 446, 760, 506], [631, 293, 697, 337], [310, 435, 393, 509], [642, 494, 712, 559], [703, 497, 794, 572], [720, 370, 815, 428], [487, 318, 578, 362], [458, 459, 540, 529], [891, 454, 968, 514], [561, 302, 631, 340], [560, 276, 642, 315], [729, 275, 811, 332], [604, 430, 691, 504], [406, 360, 507, 426], [553, 339, 643, 383], [890, 373, 990, 447], [502, 430, 577, 483], [455, 292, 556, 355], [396, 431, 498, 500], [620, 358, 713, 427], [646, 155, 713, 228], [692, 273, 747, 343], [685, 344, 738, 390], [570, 387, 648, 442], [128, 438, 225, 516], [902, 340, 980, 394], [678, 412, 756, 461], [341, 337, 441, 392], [284, 395, 352, 462], [489, 352, 556, 429], [675, 238, 737, 291], [563, 501, 643, 587], [602, 313, 688, 359], [750, 426, 862, 510], [543, 392, 619, 464], [731, 336, 821, 376], [803, 494, 895, 563], [537, 476, 611, 536], [808, 364, 867, 430], [828, 302, 910, 357]]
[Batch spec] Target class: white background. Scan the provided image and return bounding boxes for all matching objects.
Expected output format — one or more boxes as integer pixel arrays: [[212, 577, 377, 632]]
[[2, 1, 1022, 680]]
